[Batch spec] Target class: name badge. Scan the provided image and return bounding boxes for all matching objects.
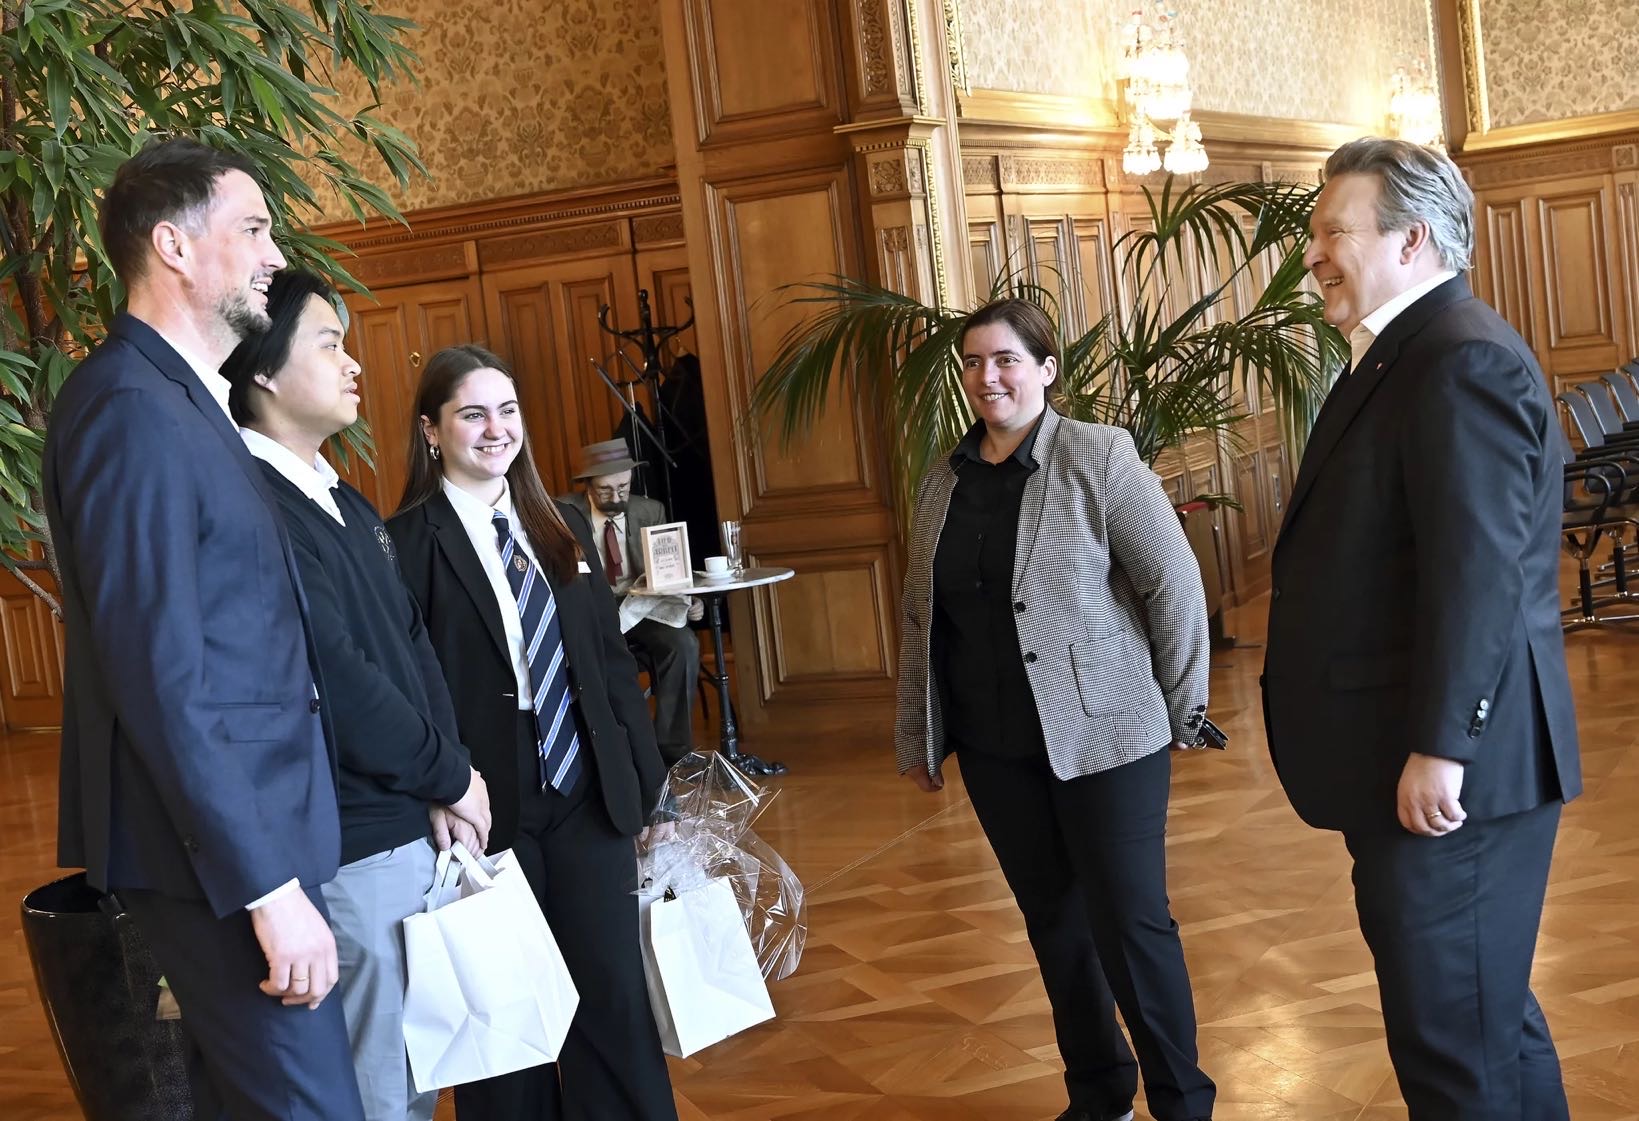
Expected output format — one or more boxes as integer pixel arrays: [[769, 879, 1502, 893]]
[[577, 560, 591, 574]]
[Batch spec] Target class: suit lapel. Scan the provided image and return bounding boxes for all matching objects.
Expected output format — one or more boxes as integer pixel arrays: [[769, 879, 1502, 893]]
[[1280, 276, 1472, 535], [1013, 407, 1062, 594], [114, 314, 270, 500], [914, 467, 958, 613], [425, 492, 513, 666]]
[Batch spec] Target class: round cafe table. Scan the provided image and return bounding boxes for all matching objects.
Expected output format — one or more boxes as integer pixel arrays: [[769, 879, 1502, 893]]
[[627, 565, 795, 776]]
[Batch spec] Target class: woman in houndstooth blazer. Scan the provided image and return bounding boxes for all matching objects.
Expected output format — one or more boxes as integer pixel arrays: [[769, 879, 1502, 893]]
[[896, 299, 1216, 1121]]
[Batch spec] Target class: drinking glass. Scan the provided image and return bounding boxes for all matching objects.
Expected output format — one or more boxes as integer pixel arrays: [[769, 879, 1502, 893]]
[[720, 519, 744, 573]]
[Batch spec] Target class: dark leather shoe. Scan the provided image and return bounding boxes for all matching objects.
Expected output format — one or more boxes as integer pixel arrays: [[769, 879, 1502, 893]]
[[1054, 1109, 1134, 1121]]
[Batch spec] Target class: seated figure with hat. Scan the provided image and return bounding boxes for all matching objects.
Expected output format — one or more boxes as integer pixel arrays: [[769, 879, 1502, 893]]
[[562, 439, 702, 767]]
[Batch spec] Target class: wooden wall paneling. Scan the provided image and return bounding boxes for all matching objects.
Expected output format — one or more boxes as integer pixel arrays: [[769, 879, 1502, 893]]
[[1070, 216, 1115, 333], [1224, 440, 1275, 603], [342, 297, 413, 513], [1535, 178, 1628, 378], [969, 219, 1002, 297], [705, 166, 902, 717], [480, 255, 643, 496], [0, 574, 62, 730], [341, 276, 486, 512], [751, 542, 896, 697], [683, 0, 846, 146], [661, 0, 909, 739], [711, 168, 877, 507], [1474, 195, 1537, 349], [964, 181, 1004, 295], [1619, 175, 1639, 360], [1023, 215, 1074, 325]]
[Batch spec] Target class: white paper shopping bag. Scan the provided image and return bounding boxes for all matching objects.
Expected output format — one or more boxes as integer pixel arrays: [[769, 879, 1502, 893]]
[[639, 877, 775, 1058], [402, 843, 579, 1092]]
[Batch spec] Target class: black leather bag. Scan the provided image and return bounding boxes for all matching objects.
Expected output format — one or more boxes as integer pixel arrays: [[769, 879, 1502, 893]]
[[21, 874, 193, 1121]]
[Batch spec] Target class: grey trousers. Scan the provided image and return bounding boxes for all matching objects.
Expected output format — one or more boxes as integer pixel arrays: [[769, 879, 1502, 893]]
[[320, 839, 440, 1121]]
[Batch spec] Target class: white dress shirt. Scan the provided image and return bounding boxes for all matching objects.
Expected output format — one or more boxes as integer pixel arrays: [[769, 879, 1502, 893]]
[[1348, 269, 1459, 372], [240, 429, 344, 525], [442, 477, 541, 710], [169, 339, 235, 422]]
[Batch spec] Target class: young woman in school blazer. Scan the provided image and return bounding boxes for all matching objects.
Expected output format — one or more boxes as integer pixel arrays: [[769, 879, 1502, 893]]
[[895, 299, 1217, 1121], [386, 345, 677, 1121]]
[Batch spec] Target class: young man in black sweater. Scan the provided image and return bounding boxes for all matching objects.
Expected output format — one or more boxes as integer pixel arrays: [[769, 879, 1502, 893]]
[[222, 270, 491, 1121]]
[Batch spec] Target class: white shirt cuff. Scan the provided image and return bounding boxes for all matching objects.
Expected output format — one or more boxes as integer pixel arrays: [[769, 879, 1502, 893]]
[[244, 878, 301, 911]]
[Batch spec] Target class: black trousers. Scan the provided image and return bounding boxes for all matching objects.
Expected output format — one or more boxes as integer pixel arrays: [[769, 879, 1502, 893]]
[[454, 714, 677, 1121], [1344, 799, 1568, 1121], [119, 885, 365, 1121], [626, 617, 698, 765], [958, 746, 1215, 1121]]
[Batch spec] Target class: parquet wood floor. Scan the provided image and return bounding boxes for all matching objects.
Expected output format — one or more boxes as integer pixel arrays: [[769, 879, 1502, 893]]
[[2, 593, 1635, 1120]]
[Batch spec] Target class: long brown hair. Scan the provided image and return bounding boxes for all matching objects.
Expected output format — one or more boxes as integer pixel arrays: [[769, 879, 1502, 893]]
[[395, 344, 581, 583]]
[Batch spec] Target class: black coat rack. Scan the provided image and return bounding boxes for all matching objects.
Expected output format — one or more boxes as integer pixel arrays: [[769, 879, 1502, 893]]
[[593, 289, 695, 519]]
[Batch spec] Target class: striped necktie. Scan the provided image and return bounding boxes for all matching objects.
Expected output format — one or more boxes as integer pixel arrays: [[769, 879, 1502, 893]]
[[492, 512, 582, 794]]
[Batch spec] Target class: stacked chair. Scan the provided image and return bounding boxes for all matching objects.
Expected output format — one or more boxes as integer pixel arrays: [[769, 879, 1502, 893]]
[[1557, 362, 1639, 631]]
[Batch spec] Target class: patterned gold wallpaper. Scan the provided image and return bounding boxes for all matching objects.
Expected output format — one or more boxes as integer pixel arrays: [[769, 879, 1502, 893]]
[[319, 0, 673, 219], [958, 0, 1434, 128], [1479, 0, 1639, 128]]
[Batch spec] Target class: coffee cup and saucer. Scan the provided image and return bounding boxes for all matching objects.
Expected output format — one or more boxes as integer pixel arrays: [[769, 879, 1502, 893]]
[[697, 555, 737, 582]]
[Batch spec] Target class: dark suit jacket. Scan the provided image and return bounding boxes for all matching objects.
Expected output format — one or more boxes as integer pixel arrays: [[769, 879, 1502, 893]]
[[43, 313, 340, 916], [1263, 277, 1581, 832], [386, 493, 666, 849], [560, 491, 666, 585]]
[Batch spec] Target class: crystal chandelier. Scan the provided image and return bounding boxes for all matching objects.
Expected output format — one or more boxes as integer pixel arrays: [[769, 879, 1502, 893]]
[[1118, 4, 1207, 177], [1388, 62, 1443, 147]]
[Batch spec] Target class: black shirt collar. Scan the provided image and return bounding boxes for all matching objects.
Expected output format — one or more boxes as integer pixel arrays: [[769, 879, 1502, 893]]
[[950, 407, 1050, 470]]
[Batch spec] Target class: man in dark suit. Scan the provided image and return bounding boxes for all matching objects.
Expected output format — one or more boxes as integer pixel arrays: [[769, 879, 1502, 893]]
[[562, 439, 701, 766], [1263, 138, 1581, 1120], [43, 139, 365, 1120]]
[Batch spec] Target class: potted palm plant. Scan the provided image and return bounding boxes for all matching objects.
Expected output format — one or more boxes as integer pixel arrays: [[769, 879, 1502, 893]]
[[0, 0, 414, 616], [751, 178, 1347, 545]]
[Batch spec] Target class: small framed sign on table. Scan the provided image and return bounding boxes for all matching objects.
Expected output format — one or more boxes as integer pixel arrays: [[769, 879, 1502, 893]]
[[640, 521, 693, 591]]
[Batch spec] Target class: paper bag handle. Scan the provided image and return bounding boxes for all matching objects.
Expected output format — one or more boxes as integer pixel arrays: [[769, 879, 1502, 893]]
[[449, 842, 500, 889], [422, 847, 461, 913]]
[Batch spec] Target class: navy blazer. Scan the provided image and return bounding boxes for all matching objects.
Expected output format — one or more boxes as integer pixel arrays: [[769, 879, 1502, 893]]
[[387, 493, 667, 850], [1263, 277, 1582, 831], [44, 313, 340, 916]]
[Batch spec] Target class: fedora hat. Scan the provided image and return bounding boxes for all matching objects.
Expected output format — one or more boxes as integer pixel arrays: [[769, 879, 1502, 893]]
[[571, 439, 644, 480]]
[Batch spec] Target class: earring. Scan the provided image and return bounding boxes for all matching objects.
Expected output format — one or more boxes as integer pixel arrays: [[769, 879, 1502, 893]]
[[429, 444, 441, 460]]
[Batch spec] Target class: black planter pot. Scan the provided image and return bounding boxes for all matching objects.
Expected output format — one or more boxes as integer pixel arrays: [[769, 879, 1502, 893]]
[[21, 874, 194, 1121]]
